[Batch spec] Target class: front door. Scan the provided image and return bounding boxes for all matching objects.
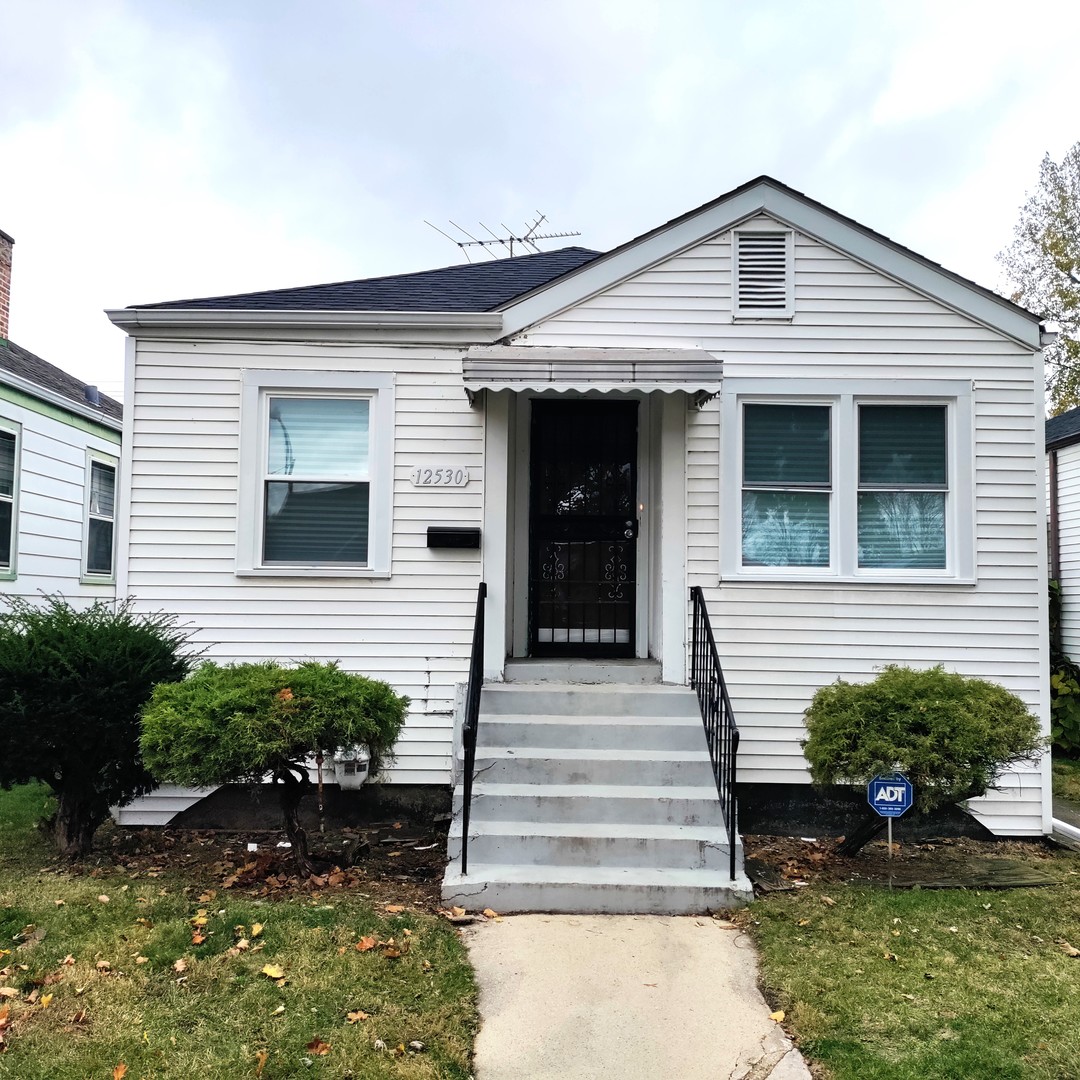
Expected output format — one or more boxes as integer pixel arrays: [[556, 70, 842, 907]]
[[528, 399, 638, 657]]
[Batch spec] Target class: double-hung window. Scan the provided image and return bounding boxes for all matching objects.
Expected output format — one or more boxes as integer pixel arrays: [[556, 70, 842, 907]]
[[238, 371, 394, 576], [722, 380, 973, 582], [0, 421, 19, 578], [84, 453, 117, 579]]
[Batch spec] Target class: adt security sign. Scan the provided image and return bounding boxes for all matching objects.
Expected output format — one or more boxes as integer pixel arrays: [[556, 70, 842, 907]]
[[868, 773, 913, 818]]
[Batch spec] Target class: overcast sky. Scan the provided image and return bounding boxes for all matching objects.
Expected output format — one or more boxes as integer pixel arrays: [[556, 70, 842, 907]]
[[2, 0, 1077, 400]]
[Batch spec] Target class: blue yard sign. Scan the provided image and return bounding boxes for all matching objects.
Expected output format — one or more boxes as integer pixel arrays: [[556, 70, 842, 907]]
[[868, 773, 913, 818]]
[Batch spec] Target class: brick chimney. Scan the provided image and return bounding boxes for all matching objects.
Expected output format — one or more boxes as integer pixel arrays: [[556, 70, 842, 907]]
[[0, 228, 12, 341]]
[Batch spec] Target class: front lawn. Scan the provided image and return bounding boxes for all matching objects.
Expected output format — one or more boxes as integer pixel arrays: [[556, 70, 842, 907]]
[[746, 843, 1080, 1079], [0, 785, 477, 1079]]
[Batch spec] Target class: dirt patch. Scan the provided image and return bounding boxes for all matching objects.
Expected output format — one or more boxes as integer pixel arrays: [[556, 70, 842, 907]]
[[744, 833, 1073, 891], [66, 816, 451, 911]]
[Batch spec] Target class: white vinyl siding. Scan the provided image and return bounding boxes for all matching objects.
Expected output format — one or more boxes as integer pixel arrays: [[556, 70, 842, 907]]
[[518, 221, 1047, 836], [123, 341, 482, 790], [0, 392, 119, 600], [1054, 441, 1080, 660]]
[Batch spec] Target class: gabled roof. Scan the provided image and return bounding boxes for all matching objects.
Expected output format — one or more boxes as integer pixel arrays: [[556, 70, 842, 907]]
[[0, 338, 123, 425], [1047, 406, 1080, 450], [134, 246, 601, 312]]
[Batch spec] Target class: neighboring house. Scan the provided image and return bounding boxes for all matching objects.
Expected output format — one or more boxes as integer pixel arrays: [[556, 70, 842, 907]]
[[0, 229, 123, 601], [107, 177, 1051, 909], [1047, 406, 1080, 658]]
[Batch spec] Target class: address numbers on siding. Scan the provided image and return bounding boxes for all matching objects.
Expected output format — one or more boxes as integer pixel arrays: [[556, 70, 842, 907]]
[[410, 466, 470, 487]]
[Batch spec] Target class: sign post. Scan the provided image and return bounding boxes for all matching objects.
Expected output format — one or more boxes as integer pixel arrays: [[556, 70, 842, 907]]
[[868, 773, 913, 878]]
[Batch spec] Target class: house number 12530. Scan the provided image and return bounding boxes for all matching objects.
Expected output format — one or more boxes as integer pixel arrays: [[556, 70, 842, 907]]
[[410, 466, 470, 487]]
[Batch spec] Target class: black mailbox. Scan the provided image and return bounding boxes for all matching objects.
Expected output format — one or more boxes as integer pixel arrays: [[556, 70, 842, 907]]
[[427, 526, 481, 549]]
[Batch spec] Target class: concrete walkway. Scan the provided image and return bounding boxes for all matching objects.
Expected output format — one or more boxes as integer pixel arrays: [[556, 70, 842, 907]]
[[465, 914, 812, 1080]]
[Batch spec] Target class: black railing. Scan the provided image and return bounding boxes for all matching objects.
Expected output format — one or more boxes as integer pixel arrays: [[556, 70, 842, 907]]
[[689, 586, 740, 882], [460, 581, 487, 876]]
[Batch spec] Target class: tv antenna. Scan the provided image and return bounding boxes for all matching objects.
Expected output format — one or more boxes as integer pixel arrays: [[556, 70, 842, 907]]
[[424, 213, 581, 260]]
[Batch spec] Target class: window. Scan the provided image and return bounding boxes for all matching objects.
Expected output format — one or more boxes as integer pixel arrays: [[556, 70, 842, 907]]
[[857, 405, 946, 569], [84, 455, 117, 578], [722, 380, 973, 582], [0, 422, 19, 577], [238, 371, 394, 576], [742, 403, 830, 567], [733, 227, 794, 320]]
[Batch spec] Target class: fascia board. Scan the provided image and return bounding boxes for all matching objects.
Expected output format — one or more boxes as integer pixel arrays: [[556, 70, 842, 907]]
[[0, 368, 122, 432], [105, 308, 504, 333], [500, 182, 1042, 350]]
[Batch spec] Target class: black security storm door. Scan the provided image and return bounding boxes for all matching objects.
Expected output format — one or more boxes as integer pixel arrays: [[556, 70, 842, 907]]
[[529, 399, 638, 657]]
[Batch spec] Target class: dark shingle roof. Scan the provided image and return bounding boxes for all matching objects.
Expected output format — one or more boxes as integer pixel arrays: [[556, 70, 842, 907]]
[[1047, 407, 1080, 450], [135, 246, 602, 312], [0, 338, 123, 424]]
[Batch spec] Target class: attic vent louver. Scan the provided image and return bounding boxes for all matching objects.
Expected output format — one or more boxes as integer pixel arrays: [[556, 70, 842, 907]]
[[734, 229, 793, 319]]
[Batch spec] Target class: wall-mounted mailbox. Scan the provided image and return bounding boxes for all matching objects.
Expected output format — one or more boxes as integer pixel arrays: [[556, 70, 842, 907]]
[[427, 526, 481, 549]]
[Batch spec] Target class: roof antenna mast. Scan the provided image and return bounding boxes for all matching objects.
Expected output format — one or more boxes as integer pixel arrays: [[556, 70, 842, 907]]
[[424, 213, 581, 261]]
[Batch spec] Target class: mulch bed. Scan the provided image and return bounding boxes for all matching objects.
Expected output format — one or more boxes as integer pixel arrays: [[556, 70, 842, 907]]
[[744, 833, 1071, 891]]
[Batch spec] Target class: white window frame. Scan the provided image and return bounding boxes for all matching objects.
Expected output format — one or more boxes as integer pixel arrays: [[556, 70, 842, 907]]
[[82, 449, 118, 582], [237, 370, 395, 577], [0, 418, 20, 581], [721, 379, 975, 584], [732, 223, 795, 321]]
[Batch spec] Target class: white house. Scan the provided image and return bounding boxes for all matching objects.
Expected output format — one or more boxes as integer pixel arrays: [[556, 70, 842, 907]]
[[107, 177, 1051, 912], [0, 229, 122, 602]]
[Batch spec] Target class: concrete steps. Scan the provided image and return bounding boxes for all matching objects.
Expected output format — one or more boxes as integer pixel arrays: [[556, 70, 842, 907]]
[[442, 675, 752, 914]]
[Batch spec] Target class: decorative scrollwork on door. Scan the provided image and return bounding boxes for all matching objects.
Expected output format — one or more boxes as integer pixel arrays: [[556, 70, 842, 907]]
[[541, 544, 567, 581], [604, 543, 629, 599]]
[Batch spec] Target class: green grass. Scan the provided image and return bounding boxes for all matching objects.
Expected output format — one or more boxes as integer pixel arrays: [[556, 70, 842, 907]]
[[747, 852, 1080, 1080], [0, 785, 477, 1078], [1051, 756, 1080, 803]]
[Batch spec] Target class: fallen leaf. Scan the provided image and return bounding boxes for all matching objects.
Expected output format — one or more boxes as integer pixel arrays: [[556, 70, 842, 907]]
[[355, 936, 378, 952], [421, 959, 433, 971], [191, 931, 206, 946], [451, 906, 466, 917], [135, 956, 149, 965], [0, 990, 16, 999], [135, 918, 153, 929], [260, 964, 286, 980], [883, 951, 898, 962], [1058, 940, 1080, 958], [820, 895, 836, 907], [172, 959, 187, 974], [97, 895, 110, 905], [271, 1004, 285, 1016], [408, 1040, 426, 1052], [384, 905, 405, 914], [770, 1010, 786, 1022], [96, 961, 111, 973], [482, 908, 500, 920], [114, 1066, 127, 1080], [197, 891, 216, 904], [797, 919, 811, 927], [251, 922, 264, 938], [306, 1037, 331, 1055], [40, 994, 53, 1009], [54, 900, 65, 907], [346, 1010, 370, 1024], [190, 911, 209, 927], [71, 1008, 88, 1024], [61, 955, 75, 966], [255, 1049, 268, 1077]]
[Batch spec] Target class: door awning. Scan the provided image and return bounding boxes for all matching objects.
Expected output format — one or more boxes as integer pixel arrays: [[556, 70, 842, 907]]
[[462, 345, 723, 396]]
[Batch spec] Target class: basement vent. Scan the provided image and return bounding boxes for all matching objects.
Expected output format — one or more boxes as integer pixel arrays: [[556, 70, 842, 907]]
[[734, 230, 794, 319]]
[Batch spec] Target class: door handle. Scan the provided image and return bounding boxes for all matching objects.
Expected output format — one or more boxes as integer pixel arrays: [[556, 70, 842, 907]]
[[624, 519, 636, 540]]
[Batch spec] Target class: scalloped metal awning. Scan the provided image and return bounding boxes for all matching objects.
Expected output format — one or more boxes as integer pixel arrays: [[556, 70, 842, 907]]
[[462, 345, 723, 398]]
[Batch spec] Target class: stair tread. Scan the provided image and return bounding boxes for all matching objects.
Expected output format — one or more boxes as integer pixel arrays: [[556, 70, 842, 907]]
[[471, 782, 720, 798], [449, 819, 736, 841], [444, 863, 746, 887], [473, 747, 710, 761], [479, 713, 700, 724]]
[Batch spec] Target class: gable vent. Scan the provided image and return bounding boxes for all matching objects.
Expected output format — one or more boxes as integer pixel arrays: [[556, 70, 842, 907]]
[[734, 230, 793, 318]]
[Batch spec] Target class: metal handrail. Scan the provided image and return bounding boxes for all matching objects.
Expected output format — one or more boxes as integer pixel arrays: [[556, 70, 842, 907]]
[[689, 586, 740, 882], [460, 581, 487, 876]]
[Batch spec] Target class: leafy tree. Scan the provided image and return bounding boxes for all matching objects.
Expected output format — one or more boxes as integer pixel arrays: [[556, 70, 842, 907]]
[[0, 596, 195, 858], [803, 665, 1043, 853], [141, 660, 408, 876], [998, 141, 1080, 415]]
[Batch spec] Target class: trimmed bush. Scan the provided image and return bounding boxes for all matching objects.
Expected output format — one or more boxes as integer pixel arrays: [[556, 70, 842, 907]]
[[141, 660, 408, 875], [803, 664, 1043, 818], [0, 596, 194, 857]]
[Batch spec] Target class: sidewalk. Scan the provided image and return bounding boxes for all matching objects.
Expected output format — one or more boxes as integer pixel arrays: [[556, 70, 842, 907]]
[[464, 914, 812, 1080]]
